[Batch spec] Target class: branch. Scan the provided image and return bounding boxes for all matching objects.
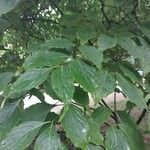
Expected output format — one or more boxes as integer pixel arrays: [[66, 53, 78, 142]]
[[49, 0, 63, 15], [136, 99, 150, 125]]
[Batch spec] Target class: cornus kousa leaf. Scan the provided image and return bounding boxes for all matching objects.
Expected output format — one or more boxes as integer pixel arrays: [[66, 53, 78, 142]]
[[34, 123, 63, 150], [61, 105, 89, 149], [21, 103, 52, 122], [0, 72, 14, 92], [23, 50, 69, 69], [116, 74, 147, 108], [51, 65, 75, 104], [106, 124, 145, 150], [88, 119, 104, 146], [97, 34, 117, 51], [8, 69, 50, 98], [91, 106, 112, 126], [70, 59, 96, 93], [93, 70, 116, 100], [0, 121, 47, 150], [0, 101, 20, 140], [44, 38, 75, 49], [79, 45, 103, 69]]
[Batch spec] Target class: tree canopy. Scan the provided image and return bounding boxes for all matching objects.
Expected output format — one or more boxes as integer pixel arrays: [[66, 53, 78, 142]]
[[0, 0, 150, 150]]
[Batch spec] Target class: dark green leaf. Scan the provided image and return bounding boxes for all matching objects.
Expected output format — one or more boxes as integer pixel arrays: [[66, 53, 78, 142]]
[[0, 121, 46, 150], [61, 105, 89, 149], [70, 59, 96, 93], [22, 103, 51, 122], [0, 72, 14, 92], [0, 101, 20, 140], [34, 123, 63, 150], [51, 66, 75, 104], [116, 74, 147, 108], [44, 78, 58, 99], [88, 119, 103, 146], [8, 69, 50, 98], [73, 86, 89, 107], [79, 45, 103, 69], [97, 34, 117, 51], [30, 89, 45, 103], [44, 38, 75, 49], [76, 23, 95, 42], [23, 51, 69, 69], [91, 107, 112, 125]]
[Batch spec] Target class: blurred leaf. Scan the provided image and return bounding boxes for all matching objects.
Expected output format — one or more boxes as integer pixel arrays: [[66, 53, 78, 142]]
[[116, 74, 146, 108]]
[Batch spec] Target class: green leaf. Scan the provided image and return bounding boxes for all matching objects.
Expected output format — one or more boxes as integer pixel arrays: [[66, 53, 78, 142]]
[[34, 123, 63, 150], [88, 119, 104, 146], [119, 124, 145, 150], [70, 59, 96, 93], [116, 74, 147, 108], [87, 144, 104, 150], [30, 89, 45, 103], [0, 101, 20, 140], [8, 69, 50, 98], [141, 25, 150, 40], [44, 78, 58, 99], [23, 50, 69, 69], [0, 121, 46, 150], [44, 38, 75, 49], [117, 62, 142, 84], [0, 72, 14, 92], [118, 37, 150, 74], [73, 86, 89, 107], [61, 105, 89, 149], [93, 70, 116, 100], [0, 0, 20, 16], [22, 103, 51, 122], [91, 107, 112, 125], [97, 34, 117, 51], [117, 111, 137, 128], [76, 22, 95, 42], [51, 66, 75, 104], [105, 126, 131, 150], [79, 45, 103, 69]]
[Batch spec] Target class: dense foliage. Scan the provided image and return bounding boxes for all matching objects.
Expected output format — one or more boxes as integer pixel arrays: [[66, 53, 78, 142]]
[[0, 0, 150, 149]]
